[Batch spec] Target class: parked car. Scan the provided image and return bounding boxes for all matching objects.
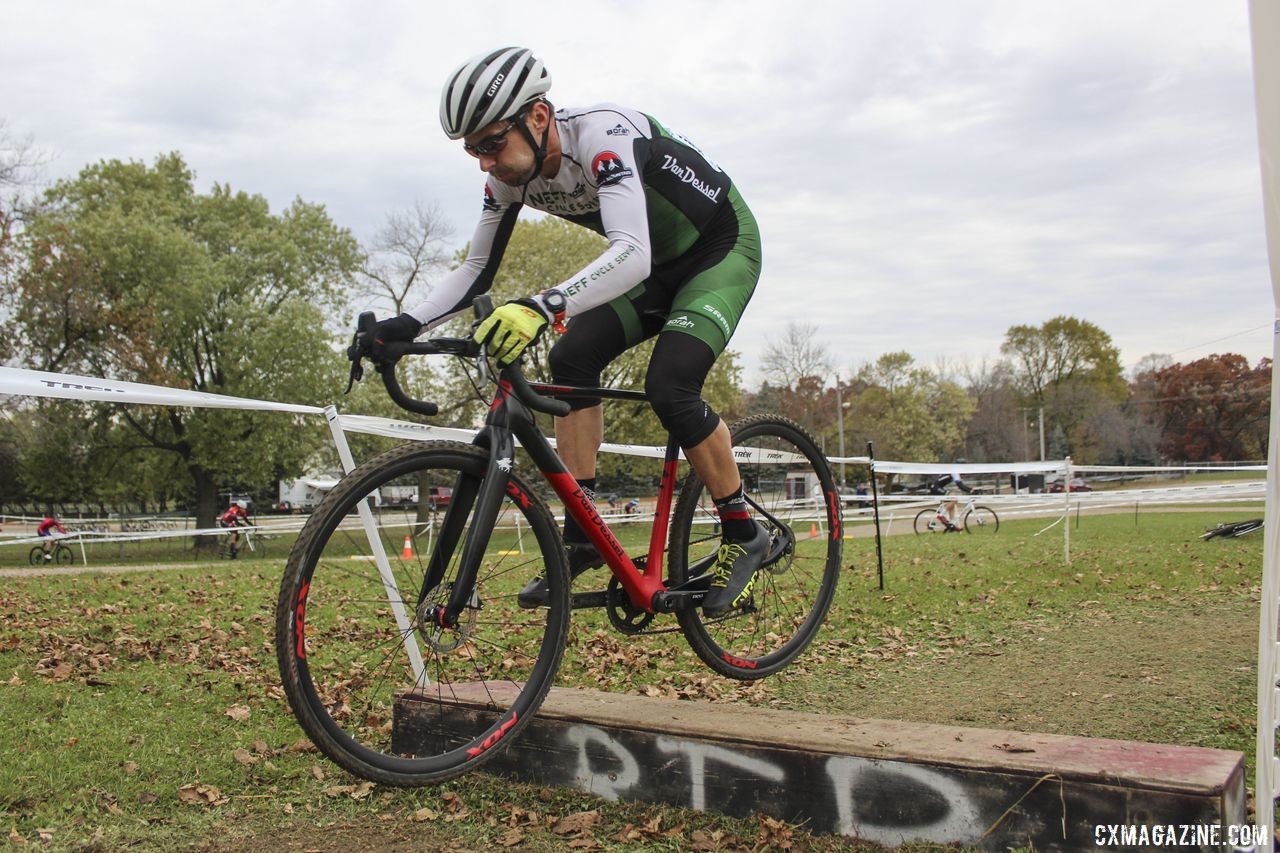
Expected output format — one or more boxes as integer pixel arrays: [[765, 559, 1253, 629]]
[[426, 486, 453, 509], [1049, 477, 1091, 493]]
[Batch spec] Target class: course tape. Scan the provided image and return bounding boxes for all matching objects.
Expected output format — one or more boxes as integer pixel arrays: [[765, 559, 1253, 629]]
[[0, 365, 1269, 476]]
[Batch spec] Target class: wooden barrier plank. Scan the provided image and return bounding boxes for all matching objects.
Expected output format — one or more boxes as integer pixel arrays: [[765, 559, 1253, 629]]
[[393, 683, 1247, 849]]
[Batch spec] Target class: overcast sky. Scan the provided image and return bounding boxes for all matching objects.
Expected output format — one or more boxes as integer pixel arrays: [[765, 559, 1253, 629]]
[[2, 0, 1273, 385]]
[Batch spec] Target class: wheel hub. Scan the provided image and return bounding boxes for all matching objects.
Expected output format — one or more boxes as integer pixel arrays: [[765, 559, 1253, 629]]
[[416, 583, 479, 652]]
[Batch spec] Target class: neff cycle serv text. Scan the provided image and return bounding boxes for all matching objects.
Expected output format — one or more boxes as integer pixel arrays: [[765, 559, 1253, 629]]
[[1094, 823, 1269, 847]]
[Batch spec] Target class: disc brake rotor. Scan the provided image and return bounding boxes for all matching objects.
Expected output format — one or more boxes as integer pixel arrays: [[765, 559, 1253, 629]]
[[416, 582, 479, 652]]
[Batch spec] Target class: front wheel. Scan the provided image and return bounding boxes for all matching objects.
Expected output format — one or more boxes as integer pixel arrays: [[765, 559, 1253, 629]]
[[963, 506, 999, 534], [669, 416, 842, 680], [275, 440, 570, 786]]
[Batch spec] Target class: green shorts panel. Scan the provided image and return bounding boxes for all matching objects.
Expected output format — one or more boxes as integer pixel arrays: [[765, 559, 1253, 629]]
[[604, 185, 762, 354]]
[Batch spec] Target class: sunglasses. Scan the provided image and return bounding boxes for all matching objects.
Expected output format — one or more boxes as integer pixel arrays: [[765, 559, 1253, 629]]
[[463, 120, 520, 157]]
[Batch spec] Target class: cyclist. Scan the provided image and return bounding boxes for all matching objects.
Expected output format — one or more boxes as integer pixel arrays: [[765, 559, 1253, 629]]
[[375, 47, 765, 616], [928, 468, 972, 531], [219, 500, 250, 558], [37, 514, 67, 561], [624, 498, 641, 515]]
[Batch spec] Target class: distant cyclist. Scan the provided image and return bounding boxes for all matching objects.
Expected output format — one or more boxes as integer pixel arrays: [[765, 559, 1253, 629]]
[[928, 469, 972, 531], [37, 515, 68, 561], [219, 500, 250, 558]]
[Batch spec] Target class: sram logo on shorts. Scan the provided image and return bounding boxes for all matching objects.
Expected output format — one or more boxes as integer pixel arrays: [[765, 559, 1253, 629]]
[[591, 151, 633, 187]]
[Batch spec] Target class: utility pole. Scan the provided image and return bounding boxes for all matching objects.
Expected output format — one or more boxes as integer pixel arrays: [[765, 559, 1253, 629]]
[[1038, 405, 1046, 462], [835, 375, 846, 486]]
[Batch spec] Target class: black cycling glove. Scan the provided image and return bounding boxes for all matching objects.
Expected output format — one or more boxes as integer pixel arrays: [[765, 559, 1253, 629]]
[[375, 313, 423, 344]]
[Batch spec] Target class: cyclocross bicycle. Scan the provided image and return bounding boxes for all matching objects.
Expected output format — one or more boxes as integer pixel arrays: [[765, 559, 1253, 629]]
[[28, 541, 74, 565], [275, 299, 843, 786], [914, 494, 999, 534]]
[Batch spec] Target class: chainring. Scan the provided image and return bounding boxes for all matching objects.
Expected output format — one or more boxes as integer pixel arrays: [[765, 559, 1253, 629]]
[[606, 574, 655, 635]]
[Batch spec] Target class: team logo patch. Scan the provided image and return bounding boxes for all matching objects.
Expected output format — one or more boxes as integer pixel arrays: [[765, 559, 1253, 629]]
[[482, 184, 500, 212], [606, 123, 630, 136], [591, 151, 634, 187]]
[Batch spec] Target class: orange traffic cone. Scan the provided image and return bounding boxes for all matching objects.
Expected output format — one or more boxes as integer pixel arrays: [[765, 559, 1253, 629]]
[[402, 535, 413, 560], [809, 522, 819, 537]]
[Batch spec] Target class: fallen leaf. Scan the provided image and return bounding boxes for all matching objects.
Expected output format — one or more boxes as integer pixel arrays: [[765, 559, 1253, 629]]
[[412, 807, 438, 822], [224, 704, 251, 722], [553, 810, 602, 835], [233, 748, 257, 766], [311, 765, 325, 781], [177, 783, 228, 806], [122, 761, 139, 775], [498, 828, 526, 847]]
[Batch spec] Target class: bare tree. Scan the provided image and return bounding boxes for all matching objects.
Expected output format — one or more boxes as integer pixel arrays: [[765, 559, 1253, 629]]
[[0, 119, 48, 189], [760, 321, 833, 388], [959, 357, 1023, 462], [359, 201, 456, 315]]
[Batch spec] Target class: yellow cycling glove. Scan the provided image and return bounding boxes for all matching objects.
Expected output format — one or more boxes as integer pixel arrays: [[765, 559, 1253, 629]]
[[473, 299, 550, 365]]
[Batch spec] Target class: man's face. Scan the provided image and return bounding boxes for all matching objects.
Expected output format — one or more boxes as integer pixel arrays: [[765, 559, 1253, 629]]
[[463, 114, 535, 186]]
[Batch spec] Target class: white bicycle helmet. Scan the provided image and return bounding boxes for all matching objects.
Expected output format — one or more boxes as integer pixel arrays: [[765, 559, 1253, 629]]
[[439, 47, 551, 140]]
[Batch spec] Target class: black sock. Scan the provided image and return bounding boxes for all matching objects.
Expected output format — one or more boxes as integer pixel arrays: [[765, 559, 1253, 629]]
[[563, 477, 597, 545], [713, 485, 754, 541]]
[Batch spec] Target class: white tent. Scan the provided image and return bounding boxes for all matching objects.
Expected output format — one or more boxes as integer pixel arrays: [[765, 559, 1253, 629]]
[[1249, 0, 1280, 826]]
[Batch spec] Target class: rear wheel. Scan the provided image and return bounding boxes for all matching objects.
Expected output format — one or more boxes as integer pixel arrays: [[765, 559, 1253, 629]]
[[669, 416, 842, 679], [963, 506, 999, 534], [275, 441, 569, 786], [913, 508, 949, 534]]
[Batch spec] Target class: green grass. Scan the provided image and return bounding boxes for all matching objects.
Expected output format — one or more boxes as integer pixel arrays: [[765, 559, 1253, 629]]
[[0, 510, 1267, 850]]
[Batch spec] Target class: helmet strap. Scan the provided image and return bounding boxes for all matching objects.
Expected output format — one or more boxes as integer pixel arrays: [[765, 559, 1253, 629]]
[[514, 102, 550, 191]]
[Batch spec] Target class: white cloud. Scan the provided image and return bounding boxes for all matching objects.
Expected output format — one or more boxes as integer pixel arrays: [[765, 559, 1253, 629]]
[[1, 0, 1270, 385]]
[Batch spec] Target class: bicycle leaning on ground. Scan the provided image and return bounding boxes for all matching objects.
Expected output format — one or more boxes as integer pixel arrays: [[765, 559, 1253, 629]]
[[914, 494, 999, 534], [274, 298, 843, 786]]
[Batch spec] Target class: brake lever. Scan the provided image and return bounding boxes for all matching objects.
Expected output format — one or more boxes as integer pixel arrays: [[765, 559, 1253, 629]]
[[344, 356, 364, 395], [345, 312, 378, 394]]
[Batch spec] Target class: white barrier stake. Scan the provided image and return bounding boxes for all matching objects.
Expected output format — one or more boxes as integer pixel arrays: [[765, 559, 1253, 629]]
[[1063, 457, 1072, 565], [325, 405, 425, 684], [515, 514, 525, 554]]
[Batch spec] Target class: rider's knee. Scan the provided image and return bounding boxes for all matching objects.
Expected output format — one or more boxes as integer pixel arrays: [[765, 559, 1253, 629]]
[[646, 378, 720, 448]]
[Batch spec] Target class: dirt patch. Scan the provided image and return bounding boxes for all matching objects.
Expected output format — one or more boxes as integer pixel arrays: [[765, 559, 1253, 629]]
[[814, 597, 1257, 746]]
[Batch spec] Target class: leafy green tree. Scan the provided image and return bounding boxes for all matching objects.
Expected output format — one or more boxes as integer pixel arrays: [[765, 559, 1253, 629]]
[[6, 153, 361, 533], [846, 351, 974, 471], [1000, 316, 1125, 460]]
